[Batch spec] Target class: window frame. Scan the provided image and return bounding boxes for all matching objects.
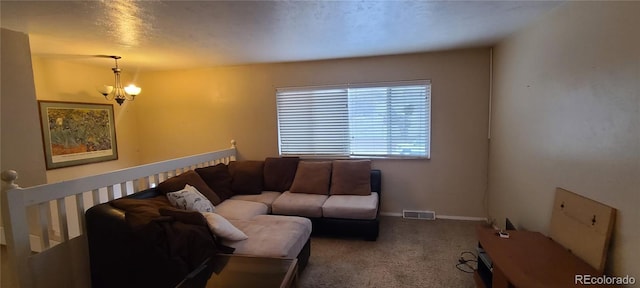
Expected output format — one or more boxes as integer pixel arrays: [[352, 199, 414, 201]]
[[276, 80, 431, 160]]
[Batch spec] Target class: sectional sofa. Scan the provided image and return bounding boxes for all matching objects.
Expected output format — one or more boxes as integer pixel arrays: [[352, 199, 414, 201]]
[[86, 157, 381, 288]]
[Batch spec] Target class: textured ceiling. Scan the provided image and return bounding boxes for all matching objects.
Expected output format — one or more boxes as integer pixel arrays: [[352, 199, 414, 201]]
[[1, 1, 563, 71]]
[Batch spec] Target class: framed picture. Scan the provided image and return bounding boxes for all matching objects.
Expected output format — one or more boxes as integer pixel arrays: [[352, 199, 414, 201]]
[[38, 101, 118, 169]]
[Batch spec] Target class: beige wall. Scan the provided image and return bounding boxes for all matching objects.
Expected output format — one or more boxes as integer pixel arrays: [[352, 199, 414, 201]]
[[30, 57, 143, 182], [137, 49, 490, 217], [1, 28, 48, 288], [489, 2, 639, 276], [1, 29, 47, 187]]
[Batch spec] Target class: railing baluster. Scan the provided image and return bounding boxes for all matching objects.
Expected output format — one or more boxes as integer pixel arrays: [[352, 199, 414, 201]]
[[56, 198, 69, 242], [75, 193, 86, 234], [107, 186, 115, 201], [135, 178, 149, 192], [92, 189, 100, 206], [38, 202, 51, 250], [153, 174, 160, 188], [120, 182, 128, 197]]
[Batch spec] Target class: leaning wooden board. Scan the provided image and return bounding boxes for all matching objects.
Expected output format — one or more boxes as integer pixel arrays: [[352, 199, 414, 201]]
[[549, 188, 616, 273]]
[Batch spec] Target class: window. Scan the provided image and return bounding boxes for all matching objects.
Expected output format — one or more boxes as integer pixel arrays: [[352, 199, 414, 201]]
[[276, 80, 431, 159]]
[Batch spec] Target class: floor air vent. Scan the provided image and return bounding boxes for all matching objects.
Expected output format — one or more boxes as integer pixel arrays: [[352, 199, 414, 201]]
[[403, 210, 436, 220]]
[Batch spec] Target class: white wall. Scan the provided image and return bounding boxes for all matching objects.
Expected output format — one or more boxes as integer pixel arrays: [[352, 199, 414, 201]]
[[489, 2, 639, 276]]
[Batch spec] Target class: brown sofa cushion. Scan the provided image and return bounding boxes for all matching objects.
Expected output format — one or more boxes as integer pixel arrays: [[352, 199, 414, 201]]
[[229, 161, 264, 195], [111, 195, 173, 228], [263, 157, 300, 192], [157, 170, 222, 205], [195, 163, 234, 201], [289, 161, 332, 195], [330, 160, 371, 195]]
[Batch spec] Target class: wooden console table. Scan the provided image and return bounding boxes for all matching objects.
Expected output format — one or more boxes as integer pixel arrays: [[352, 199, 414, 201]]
[[475, 226, 617, 288], [205, 255, 298, 288]]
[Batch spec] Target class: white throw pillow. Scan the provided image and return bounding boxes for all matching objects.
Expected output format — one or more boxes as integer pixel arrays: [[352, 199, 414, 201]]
[[166, 184, 215, 213], [201, 212, 248, 241]]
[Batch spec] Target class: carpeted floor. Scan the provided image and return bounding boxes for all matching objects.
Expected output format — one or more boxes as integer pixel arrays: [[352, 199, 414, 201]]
[[298, 216, 481, 288], [1, 217, 481, 288]]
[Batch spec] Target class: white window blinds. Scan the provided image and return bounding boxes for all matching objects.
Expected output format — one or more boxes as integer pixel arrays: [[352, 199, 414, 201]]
[[276, 80, 431, 158]]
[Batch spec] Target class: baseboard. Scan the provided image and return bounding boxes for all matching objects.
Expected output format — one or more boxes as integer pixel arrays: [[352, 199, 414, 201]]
[[380, 212, 402, 217], [436, 215, 487, 221], [380, 212, 487, 222]]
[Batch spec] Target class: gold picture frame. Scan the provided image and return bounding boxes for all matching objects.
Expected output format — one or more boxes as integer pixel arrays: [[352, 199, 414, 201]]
[[38, 101, 118, 169]]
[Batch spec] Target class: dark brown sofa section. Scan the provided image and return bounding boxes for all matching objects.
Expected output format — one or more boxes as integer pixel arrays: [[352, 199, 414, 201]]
[[85, 158, 381, 288], [86, 188, 312, 288], [295, 169, 381, 241]]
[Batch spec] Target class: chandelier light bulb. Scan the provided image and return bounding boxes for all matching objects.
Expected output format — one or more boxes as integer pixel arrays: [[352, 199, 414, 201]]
[[124, 84, 141, 96]]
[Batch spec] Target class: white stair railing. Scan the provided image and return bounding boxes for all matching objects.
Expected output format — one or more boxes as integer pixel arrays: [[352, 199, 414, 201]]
[[1, 141, 237, 288]]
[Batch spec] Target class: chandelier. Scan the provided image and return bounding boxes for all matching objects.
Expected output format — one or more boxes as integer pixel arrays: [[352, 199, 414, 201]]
[[98, 56, 141, 105]]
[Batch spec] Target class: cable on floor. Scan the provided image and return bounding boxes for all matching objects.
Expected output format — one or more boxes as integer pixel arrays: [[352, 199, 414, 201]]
[[455, 251, 477, 273]]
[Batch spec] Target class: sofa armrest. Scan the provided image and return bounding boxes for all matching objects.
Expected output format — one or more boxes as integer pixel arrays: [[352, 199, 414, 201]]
[[85, 187, 163, 288], [126, 187, 162, 199], [370, 169, 381, 195]]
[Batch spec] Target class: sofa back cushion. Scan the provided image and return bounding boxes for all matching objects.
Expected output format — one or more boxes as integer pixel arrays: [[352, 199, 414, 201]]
[[330, 160, 371, 196], [195, 163, 234, 201], [263, 157, 300, 192], [228, 160, 264, 195], [157, 170, 222, 205], [289, 161, 332, 195]]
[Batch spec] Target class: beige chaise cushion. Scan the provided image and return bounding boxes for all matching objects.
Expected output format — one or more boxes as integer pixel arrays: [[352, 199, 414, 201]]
[[230, 191, 282, 213], [225, 215, 312, 259], [271, 191, 328, 218], [322, 192, 379, 220], [214, 199, 268, 220]]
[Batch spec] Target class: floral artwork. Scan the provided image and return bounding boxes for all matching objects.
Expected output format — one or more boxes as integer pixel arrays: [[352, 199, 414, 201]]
[[39, 101, 118, 169]]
